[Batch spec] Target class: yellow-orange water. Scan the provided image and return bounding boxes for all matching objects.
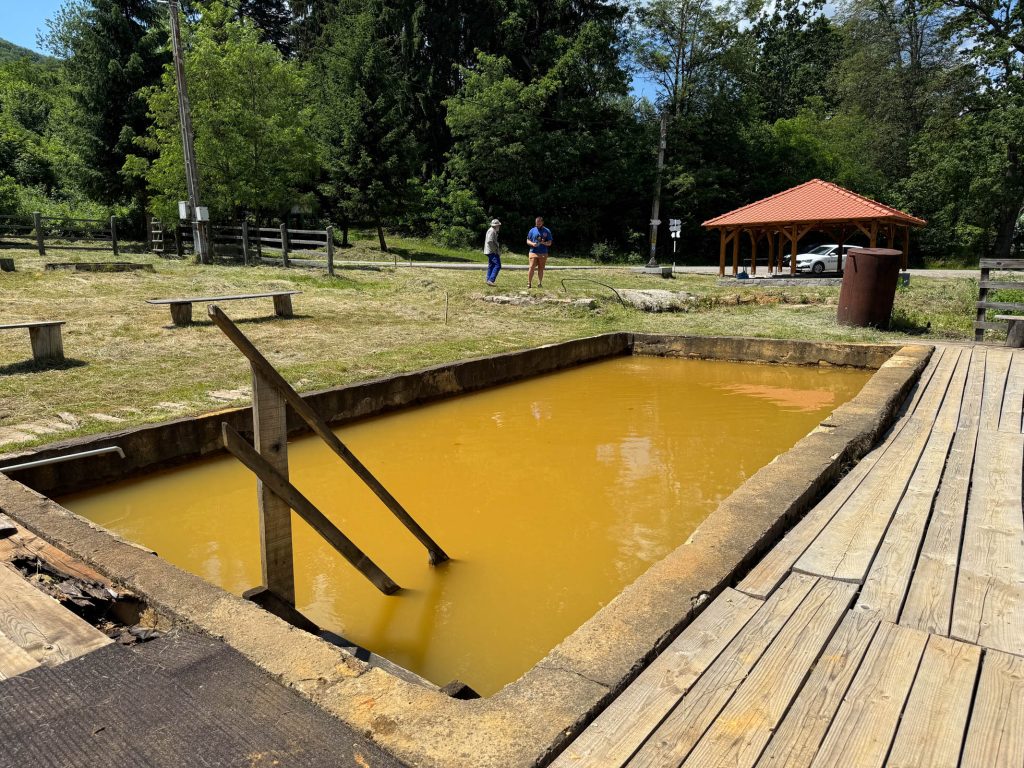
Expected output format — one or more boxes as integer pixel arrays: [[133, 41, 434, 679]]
[[62, 357, 870, 694]]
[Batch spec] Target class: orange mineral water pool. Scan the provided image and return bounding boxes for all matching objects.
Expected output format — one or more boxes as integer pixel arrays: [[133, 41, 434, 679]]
[[62, 356, 871, 695]]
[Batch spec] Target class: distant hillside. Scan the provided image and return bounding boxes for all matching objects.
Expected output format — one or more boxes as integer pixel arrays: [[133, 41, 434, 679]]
[[0, 38, 53, 65]]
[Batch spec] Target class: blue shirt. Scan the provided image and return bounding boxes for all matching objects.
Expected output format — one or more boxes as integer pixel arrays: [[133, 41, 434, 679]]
[[528, 226, 553, 255]]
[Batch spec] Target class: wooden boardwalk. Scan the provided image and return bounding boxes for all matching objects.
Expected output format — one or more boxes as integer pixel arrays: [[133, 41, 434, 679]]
[[554, 345, 1024, 768]]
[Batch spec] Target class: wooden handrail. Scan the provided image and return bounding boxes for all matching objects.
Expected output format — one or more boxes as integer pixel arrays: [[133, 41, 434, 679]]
[[208, 304, 449, 565], [222, 424, 400, 594]]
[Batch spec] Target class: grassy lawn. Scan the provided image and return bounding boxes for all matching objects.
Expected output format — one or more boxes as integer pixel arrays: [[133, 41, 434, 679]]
[[0, 239, 986, 453]]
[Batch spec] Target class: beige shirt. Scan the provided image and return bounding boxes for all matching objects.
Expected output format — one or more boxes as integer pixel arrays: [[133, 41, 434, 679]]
[[484, 226, 500, 255]]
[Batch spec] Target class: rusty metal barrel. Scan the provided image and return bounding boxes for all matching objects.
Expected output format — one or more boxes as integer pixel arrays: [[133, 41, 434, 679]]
[[836, 247, 902, 328]]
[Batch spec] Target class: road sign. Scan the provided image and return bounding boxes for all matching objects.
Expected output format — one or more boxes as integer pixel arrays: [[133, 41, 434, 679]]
[[650, 219, 661, 226], [669, 218, 682, 232]]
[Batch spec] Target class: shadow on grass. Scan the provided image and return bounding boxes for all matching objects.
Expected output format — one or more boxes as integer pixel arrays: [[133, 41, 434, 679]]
[[164, 313, 315, 329], [890, 312, 931, 335], [388, 246, 477, 264], [0, 357, 89, 376]]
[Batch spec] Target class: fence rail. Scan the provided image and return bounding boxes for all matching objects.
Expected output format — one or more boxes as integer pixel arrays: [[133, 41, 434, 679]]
[[0, 212, 123, 256], [975, 257, 1024, 341], [150, 218, 337, 274]]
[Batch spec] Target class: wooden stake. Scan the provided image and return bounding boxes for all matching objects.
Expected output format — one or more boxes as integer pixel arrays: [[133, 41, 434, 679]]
[[110, 216, 119, 258], [32, 212, 44, 256], [252, 367, 295, 605], [280, 223, 290, 267], [223, 424, 400, 595], [208, 305, 449, 565], [326, 226, 335, 277], [241, 220, 250, 266]]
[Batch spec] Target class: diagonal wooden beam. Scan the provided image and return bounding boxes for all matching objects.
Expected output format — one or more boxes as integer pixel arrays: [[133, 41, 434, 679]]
[[208, 304, 450, 565], [222, 423, 401, 595]]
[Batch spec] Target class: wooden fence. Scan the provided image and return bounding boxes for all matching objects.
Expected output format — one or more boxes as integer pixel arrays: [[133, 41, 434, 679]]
[[0, 212, 122, 256], [151, 218, 337, 275], [975, 258, 1024, 341]]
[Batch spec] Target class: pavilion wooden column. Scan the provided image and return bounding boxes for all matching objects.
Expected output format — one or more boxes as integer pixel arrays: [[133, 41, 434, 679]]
[[748, 230, 758, 275], [719, 229, 726, 277], [901, 225, 909, 269], [791, 224, 798, 274], [837, 226, 847, 274], [732, 229, 740, 276], [869, 221, 878, 248], [767, 232, 775, 274]]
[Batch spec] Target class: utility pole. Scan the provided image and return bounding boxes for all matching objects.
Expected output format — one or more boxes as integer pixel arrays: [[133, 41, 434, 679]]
[[167, 0, 210, 264], [647, 112, 668, 268]]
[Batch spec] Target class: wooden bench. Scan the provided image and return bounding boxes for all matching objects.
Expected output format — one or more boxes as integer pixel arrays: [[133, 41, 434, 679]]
[[0, 321, 65, 363], [146, 291, 301, 326], [995, 315, 1024, 347]]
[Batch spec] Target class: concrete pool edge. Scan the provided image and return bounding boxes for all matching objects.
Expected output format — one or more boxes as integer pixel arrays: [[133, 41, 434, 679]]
[[0, 335, 933, 768]]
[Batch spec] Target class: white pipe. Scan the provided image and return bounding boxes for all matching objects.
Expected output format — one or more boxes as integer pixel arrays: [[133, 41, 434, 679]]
[[0, 445, 125, 473]]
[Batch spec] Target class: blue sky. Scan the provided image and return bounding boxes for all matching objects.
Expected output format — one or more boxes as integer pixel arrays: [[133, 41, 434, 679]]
[[1, 0, 65, 53]]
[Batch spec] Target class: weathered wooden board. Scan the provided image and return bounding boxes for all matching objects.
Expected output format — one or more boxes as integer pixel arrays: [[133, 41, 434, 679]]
[[0, 628, 38, 680], [979, 347, 1012, 430], [900, 346, 944, 418], [794, 420, 932, 583], [738, 418, 912, 599], [932, 347, 971, 431], [0, 512, 15, 540], [885, 634, 980, 768], [957, 347, 986, 432], [681, 579, 856, 768], [550, 589, 762, 768], [626, 573, 818, 768], [855, 427, 955, 621], [0, 527, 110, 586], [911, 347, 960, 423], [0, 563, 111, 666], [754, 610, 879, 768], [960, 649, 1024, 768], [808, 621, 928, 768], [951, 430, 1024, 654], [900, 427, 978, 636], [999, 349, 1024, 432]]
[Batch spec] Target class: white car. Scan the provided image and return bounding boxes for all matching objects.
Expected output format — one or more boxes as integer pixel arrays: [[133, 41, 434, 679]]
[[795, 244, 864, 274]]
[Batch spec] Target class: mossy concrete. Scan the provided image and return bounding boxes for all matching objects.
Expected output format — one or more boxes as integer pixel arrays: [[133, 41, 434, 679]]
[[0, 335, 932, 767]]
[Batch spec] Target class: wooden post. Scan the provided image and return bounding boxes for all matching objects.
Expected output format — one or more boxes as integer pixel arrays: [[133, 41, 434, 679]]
[[767, 232, 775, 274], [252, 367, 296, 605], [870, 221, 878, 248], [718, 230, 726, 277], [28, 324, 64, 362], [280, 223, 290, 267], [145, 213, 153, 250], [241, 221, 251, 266], [791, 224, 798, 275], [901, 225, 909, 270], [272, 294, 293, 317], [174, 226, 184, 258], [749, 231, 758, 276], [732, 229, 740, 276], [110, 216, 119, 257], [169, 302, 193, 326], [32, 212, 44, 256], [326, 226, 335, 277]]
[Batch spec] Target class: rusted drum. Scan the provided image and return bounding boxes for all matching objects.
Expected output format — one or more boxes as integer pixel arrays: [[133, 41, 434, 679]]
[[837, 247, 902, 328]]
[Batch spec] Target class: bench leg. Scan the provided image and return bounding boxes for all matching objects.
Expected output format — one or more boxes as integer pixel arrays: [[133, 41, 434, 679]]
[[1007, 320, 1024, 348], [28, 326, 64, 363], [170, 302, 193, 326], [273, 294, 293, 317]]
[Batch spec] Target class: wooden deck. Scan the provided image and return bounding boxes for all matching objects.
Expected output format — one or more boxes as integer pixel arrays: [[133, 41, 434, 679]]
[[554, 345, 1024, 768]]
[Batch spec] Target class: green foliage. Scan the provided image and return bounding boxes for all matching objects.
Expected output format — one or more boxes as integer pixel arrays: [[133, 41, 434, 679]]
[[0, 39, 54, 66], [131, 2, 314, 223]]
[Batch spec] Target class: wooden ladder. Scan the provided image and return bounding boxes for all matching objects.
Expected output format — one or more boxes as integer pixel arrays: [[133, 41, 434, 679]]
[[975, 258, 1024, 342], [208, 306, 449, 616]]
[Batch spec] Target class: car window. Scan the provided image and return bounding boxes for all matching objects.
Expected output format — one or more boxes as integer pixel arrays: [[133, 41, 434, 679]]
[[807, 246, 832, 255]]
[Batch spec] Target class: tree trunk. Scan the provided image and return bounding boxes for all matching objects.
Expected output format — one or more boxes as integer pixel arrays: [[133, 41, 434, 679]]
[[994, 142, 1023, 260], [377, 223, 388, 252], [342, 220, 350, 247]]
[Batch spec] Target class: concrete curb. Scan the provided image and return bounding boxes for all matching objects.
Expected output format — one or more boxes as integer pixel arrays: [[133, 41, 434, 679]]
[[0, 335, 932, 767]]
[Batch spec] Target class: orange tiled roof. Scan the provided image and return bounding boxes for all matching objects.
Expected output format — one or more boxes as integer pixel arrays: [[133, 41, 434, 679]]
[[701, 179, 926, 228]]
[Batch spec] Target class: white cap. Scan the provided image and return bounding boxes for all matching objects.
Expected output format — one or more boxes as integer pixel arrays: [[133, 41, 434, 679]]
[[491, 219, 501, 226]]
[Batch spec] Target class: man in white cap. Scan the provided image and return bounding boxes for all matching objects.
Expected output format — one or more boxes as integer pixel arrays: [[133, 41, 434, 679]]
[[484, 218, 502, 285]]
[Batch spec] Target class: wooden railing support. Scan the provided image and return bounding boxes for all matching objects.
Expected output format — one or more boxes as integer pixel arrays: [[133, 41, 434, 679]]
[[222, 424, 400, 595], [280, 223, 290, 267], [241, 220, 251, 266], [326, 226, 335, 277], [32, 211, 45, 256], [110, 216, 119, 257], [208, 305, 449, 565]]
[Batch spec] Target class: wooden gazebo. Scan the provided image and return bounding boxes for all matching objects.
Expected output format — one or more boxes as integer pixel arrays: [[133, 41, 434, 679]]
[[702, 179, 926, 277]]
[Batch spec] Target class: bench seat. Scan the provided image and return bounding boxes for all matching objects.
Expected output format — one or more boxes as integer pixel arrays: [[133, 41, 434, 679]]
[[995, 314, 1024, 347], [0, 321, 65, 363], [146, 291, 301, 326]]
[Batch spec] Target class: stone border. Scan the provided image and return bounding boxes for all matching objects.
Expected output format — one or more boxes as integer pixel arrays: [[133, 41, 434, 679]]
[[0, 335, 932, 768]]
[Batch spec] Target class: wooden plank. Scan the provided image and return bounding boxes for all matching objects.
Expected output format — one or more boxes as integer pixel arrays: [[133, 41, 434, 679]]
[[960, 649, 1024, 768], [979, 258, 1024, 270], [0, 321, 65, 330], [911, 346, 960, 422], [932, 347, 971, 431], [146, 290, 301, 305], [974, 321, 1008, 331], [738, 418, 913, 599], [0, 512, 15, 540], [626, 573, 818, 768], [950, 430, 1024, 654], [885, 634, 980, 768], [0, 629, 39, 680], [976, 301, 1024, 311], [999, 349, 1024, 432], [901, 346, 944, 417], [855, 426, 955, 621], [980, 280, 1024, 290], [681, 579, 856, 768], [0, 528, 110, 586], [980, 347, 1012, 430], [900, 427, 978, 636], [754, 611, 880, 768], [957, 347, 986, 432], [0, 564, 111, 666], [550, 589, 762, 768], [794, 419, 932, 583], [808, 621, 928, 768]]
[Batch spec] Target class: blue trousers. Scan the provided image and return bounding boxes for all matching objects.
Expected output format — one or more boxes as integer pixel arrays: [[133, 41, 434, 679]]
[[486, 253, 501, 283]]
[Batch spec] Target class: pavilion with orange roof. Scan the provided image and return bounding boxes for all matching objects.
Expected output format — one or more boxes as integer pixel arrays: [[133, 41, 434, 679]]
[[701, 179, 926, 277]]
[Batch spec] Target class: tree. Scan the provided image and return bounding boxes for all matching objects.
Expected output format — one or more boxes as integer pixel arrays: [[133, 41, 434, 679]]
[[237, 0, 294, 56], [44, 0, 168, 206], [129, 2, 314, 224]]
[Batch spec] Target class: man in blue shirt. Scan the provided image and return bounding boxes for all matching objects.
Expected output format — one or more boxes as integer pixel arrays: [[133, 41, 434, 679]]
[[526, 216, 553, 289]]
